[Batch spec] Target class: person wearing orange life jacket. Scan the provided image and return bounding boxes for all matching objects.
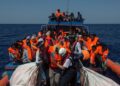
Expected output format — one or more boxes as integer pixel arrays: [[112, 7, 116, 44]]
[[57, 48, 77, 86], [22, 36, 33, 62], [22, 36, 31, 48], [90, 46, 97, 66], [90, 34, 99, 46], [30, 34, 38, 49], [45, 31, 52, 48], [58, 39, 71, 55], [48, 46, 62, 86], [85, 35, 92, 51], [85, 34, 99, 51], [95, 43, 109, 62], [30, 34, 38, 61], [90, 44, 109, 69], [55, 9, 63, 21], [38, 31, 42, 38], [55, 9, 61, 18], [8, 43, 21, 62], [63, 37, 70, 48]]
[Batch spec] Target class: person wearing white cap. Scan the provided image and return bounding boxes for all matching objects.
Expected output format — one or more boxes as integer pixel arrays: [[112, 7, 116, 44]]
[[57, 48, 77, 86]]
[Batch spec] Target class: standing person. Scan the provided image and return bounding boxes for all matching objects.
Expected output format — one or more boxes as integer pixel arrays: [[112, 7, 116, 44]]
[[57, 48, 77, 86], [71, 35, 83, 85], [55, 9, 63, 21], [76, 12, 83, 22], [72, 35, 83, 60], [36, 38, 47, 86], [48, 46, 62, 86]]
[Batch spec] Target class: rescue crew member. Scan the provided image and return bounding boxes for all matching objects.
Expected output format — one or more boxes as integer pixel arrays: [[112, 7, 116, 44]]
[[57, 48, 77, 86]]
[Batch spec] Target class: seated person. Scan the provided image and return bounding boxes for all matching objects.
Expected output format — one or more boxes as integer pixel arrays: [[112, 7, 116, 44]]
[[49, 13, 56, 21], [76, 12, 84, 22]]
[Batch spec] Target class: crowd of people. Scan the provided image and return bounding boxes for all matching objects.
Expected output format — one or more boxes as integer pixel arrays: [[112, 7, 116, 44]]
[[49, 9, 84, 22], [8, 26, 109, 86]]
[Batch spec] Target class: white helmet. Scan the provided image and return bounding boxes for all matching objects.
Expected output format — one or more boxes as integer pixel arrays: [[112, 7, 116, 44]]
[[59, 48, 66, 57]]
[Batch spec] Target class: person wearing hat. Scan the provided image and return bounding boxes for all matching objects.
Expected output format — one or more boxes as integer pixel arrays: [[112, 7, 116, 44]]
[[57, 48, 77, 86]]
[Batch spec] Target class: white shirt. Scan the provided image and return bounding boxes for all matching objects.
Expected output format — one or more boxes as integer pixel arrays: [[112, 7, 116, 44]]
[[63, 57, 72, 68], [35, 49, 42, 64], [74, 42, 82, 55]]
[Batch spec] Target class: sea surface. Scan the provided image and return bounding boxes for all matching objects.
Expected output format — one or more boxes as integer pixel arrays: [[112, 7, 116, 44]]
[[0, 24, 120, 83]]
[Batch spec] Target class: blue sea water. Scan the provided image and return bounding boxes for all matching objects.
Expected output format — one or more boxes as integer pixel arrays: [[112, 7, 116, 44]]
[[0, 24, 120, 83]]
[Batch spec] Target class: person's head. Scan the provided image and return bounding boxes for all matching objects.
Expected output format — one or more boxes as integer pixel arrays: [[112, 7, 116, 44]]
[[16, 40, 23, 46], [62, 12, 65, 16], [92, 45, 96, 51], [59, 48, 66, 57], [78, 35, 82, 41], [55, 47, 59, 54], [102, 44, 108, 52], [31, 34, 36, 40], [11, 44, 16, 49], [57, 9, 60, 12], [82, 35, 87, 41], [13, 42, 19, 49], [26, 36, 31, 40], [60, 40, 64, 46], [37, 38, 44, 48], [38, 32, 42, 38], [78, 12, 80, 15]]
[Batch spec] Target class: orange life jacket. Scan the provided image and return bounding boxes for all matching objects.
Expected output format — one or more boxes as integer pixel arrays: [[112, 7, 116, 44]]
[[50, 53, 62, 69], [82, 50, 90, 60], [22, 40, 33, 61], [38, 32, 42, 37], [90, 50, 96, 65], [48, 46, 55, 54], [26, 46, 33, 61], [30, 38, 38, 58], [22, 39, 27, 48], [86, 36, 99, 51], [45, 35, 51, 48], [30, 38, 38, 46], [55, 11, 61, 18], [95, 45, 102, 54], [8, 47, 21, 61], [91, 37, 99, 47], [86, 37, 92, 51], [63, 41, 70, 49]]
